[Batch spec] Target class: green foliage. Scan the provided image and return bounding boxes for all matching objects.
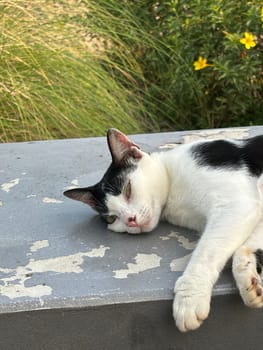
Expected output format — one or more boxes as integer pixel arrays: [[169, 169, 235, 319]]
[[159, 0, 263, 128], [0, 1, 262, 142], [87, 0, 263, 130]]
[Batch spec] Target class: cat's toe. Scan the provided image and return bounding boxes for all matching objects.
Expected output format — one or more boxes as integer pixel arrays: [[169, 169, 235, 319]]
[[173, 277, 211, 332], [243, 276, 263, 308], [233, 247, 263, 308]]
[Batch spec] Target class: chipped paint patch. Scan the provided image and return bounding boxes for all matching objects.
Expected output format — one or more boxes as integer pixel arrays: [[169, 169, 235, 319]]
[[170, 253, 192, 272], [160, 231, 197, 250], [30, 240, 49, 253], [182, 128, 249, 144], [1, 178, 20, 193], [168, 231, 197, 250], [65, 178, 79, 190], [0, 245, 110, 299], [71, 179, 79, 186], [160, 235, 170, 241], [86, 245, 110, 258], [159, 129, 249, 149], [27, 194, 36, 198], [42, 197, 63, 204], [0, 264, 52, 299], [159, 143, 181, 149], [114, 253, 161, 279]]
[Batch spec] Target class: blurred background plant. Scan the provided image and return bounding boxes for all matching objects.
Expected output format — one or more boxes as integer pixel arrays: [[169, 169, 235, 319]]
[[0, 0, 149, 142], [0, 0, 262, 142]]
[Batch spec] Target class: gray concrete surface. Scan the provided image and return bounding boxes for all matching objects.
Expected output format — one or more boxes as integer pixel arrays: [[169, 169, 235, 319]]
[[0, 126, 263, 349]]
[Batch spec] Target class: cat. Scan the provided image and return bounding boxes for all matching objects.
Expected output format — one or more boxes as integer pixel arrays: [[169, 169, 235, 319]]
[[64, 128, 263, 332]]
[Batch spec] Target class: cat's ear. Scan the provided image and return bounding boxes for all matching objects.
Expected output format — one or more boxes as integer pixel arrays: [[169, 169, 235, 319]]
[[63, 187, 98, 211], [107, 128, 142, 165]]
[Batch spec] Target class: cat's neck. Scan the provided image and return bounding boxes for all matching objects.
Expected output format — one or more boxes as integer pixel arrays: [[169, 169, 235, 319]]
[[151, 147, 184, 185], [146, 151, 171, 208]]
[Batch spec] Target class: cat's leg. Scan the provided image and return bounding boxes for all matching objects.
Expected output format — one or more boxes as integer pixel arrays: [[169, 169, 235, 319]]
[[232, 219, 263, 308], [173, 200, 261, 332]]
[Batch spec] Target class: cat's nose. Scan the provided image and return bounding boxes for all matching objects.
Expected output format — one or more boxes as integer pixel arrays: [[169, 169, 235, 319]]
[[127, 216, 138, 227]]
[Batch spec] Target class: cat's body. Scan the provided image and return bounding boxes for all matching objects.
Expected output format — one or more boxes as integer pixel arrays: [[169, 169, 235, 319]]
[[64, 129, 263, 332]]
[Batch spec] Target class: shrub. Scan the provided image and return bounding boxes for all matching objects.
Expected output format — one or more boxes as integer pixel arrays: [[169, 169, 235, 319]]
[[87, 0, 263, 130]]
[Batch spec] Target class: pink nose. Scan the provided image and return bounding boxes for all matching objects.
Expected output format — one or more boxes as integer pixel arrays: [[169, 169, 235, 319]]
[[127, 216, 138, 227]]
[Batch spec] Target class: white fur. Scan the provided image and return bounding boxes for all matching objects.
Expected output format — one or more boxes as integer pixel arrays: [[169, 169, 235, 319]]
[[106, 141, 263, 331]]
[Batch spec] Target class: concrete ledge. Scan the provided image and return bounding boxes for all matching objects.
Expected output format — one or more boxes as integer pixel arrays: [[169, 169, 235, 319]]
[[0, 126, 263, 348], [1, 296, 263, 350]]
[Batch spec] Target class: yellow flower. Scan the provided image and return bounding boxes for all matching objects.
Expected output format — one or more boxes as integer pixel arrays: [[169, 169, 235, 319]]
[[193, 56, 212, 71], [240, 32, 256, 49]]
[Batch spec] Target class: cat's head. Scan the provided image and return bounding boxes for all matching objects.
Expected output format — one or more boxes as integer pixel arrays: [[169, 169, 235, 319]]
[[64, 129, 167, 234]]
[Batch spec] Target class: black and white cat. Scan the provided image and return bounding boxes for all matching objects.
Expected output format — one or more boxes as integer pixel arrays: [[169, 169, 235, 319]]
[[64, 128, 263, 332]]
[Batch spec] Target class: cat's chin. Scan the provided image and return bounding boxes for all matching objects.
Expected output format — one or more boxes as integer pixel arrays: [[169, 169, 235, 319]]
[[109, 219, 158, 235], [129, 219, 159, 234], [127, 228, 144, 235]]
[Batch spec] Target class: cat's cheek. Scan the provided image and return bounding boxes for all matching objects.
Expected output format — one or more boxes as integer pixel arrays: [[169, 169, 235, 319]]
[[140, 215, 160, 233], [143, 207, 162, 232], [142, 221, 158, 232]]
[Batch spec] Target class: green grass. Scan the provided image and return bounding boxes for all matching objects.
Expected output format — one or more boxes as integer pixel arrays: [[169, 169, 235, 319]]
[[0, 1, 154, 142]]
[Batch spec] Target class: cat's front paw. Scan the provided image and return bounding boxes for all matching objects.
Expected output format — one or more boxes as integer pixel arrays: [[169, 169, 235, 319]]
[[173, 276, 211, 332]]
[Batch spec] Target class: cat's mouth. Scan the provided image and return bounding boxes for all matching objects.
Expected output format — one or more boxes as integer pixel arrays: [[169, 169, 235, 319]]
[[126, 217, 157, 234], [125, 202, 161, 234]]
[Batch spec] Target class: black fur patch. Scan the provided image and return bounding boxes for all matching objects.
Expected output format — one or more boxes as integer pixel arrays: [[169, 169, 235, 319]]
[[255, 249, 263, 275], [93, 162, 136, 214], [192, 135, 263, 176]]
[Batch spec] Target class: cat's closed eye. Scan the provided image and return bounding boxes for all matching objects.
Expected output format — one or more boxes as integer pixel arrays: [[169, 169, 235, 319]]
[[124, 180, 132, 200]]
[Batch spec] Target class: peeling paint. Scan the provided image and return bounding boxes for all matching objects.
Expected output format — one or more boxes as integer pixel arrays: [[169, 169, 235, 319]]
[[168, 231, 197, 250], [182, 128, 249, 144], [0, 245, 110, 299], [170, 253, 192, 272], [86, 245, 110, 258], [159, 143, 181, 149], [27, 194, 36, 198], [42, 197, 63, 204], [159, 129, 249, 149], [0, 267, 13, 274], [159, 235, 170, 241], [65, 178, 79, 190], [30, 240, 49, 253], [71, 179, 79, 186], [1, 178, 20, 193], [114, 253, 161, 279], [160, 231, 197, 250]]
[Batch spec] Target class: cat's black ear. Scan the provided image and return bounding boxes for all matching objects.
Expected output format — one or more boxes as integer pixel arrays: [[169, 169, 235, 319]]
[[107, 128, 142, 165], [63, 187, 98, 210]]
